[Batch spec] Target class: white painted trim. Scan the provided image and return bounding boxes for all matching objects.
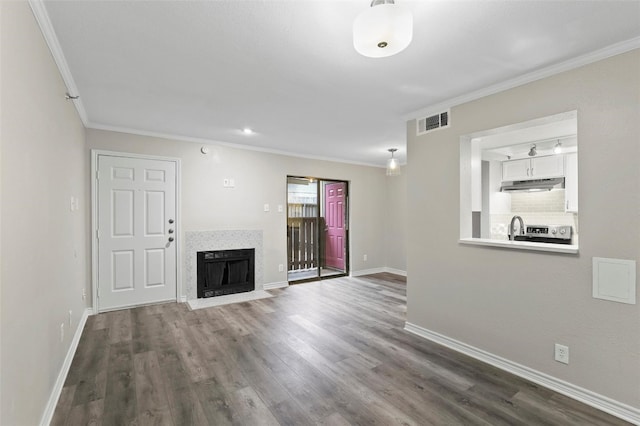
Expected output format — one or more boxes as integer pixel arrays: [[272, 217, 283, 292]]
[[459, 238, 578, 254], [263, 281, 289, 290], [351, 267, 407, 277], [39, 308, 93, 426], [404, 322, 640, 425], [351, 267, 386, 277], [28, 0, 89, 126], [384, 267, 407, 277], [90, 150, 182, 313], [88, 123, 385, 168], [404, 37, 640, 121]]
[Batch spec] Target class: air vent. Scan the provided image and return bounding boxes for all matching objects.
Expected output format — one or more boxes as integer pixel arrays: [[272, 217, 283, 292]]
[[417, 111, 450, 135]]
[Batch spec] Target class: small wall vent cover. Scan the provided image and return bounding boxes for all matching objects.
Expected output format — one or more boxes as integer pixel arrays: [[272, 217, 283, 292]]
[[417, 111, 449, 135]]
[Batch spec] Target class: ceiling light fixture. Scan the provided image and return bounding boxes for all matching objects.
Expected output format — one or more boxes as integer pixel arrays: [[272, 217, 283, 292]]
[[528, 144, 537, 157], [554, 140, 562, 154], [353, 0, 413, 58], [386, 148, 400, 176], [242, 128, 254, 135]]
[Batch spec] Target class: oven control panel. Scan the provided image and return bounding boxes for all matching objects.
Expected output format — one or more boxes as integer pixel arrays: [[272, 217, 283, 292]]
[[525, 225, 572, 239]]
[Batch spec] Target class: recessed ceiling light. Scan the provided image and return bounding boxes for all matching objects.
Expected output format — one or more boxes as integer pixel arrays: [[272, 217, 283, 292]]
[[242, 128, 254, 135]]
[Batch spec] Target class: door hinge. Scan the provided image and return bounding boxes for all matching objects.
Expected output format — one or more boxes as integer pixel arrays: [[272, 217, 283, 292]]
[[96, 170, 100, 180], [96, 229, 100, 239]]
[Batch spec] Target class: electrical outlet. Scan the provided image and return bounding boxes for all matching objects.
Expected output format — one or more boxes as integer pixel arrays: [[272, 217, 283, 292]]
[[60, 323, 65, 342], [264, 203, 270, 212], [278, 264, 284, 272], [363, 254, 368, 262], [277, 204, 283, 213], [554, 343, 569, 364], [68, 310, 73, 328]]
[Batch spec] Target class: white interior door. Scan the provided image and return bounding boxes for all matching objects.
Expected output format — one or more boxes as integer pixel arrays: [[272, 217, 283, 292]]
[[97, 155, 177, 311]]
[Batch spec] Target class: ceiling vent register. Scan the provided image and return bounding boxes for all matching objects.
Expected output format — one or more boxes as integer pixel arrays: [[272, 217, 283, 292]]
[[417, 111, 449, 135]]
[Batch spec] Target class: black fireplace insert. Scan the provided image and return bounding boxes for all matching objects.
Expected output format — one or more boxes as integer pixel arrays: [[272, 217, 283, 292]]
[[197, 248, 255, 298]]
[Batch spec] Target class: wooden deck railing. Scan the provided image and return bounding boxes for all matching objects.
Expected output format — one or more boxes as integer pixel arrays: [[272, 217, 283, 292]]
[[287, 217, 319, 271]]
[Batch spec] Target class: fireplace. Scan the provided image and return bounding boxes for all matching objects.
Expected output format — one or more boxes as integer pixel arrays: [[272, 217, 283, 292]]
[[197, 248, 255, 298]]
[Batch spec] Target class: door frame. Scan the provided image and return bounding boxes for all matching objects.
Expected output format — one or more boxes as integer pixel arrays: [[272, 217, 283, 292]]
[[286, 175, 350, 283], [90, 150, 182, 313]]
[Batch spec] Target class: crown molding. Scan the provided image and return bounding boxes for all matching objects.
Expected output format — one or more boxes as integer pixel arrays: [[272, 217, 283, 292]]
[[404, 37, 640, 121], [29, 0, 89, 126], [87, 122, 387, 168]]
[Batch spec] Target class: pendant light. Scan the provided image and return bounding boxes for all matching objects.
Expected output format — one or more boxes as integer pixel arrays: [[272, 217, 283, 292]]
[[386, 148, 401, 176], [553, 140, 562, 154], [353, 0, 413, 58]]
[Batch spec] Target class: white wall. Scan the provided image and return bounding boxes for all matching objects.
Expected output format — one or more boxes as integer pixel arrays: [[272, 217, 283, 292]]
[[385, 167, 407, 272], [86, 129, 392, 288], [406, 50, 639, 408], [0, 2, 89, 424]]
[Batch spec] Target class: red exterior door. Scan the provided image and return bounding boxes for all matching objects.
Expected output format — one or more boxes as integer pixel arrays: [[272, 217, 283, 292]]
[[324, 182, 346, 270]]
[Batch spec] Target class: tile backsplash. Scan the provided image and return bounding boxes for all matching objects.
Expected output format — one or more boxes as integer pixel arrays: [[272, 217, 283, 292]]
[[510, 190, 566, 212], [491, 190, 578, 243]]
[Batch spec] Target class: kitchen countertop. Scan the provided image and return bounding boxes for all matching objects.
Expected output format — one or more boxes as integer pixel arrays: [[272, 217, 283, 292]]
[[459, 238, 579, 254]]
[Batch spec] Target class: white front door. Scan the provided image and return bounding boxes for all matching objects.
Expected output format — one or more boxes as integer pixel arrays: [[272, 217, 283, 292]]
[[97, 155, 177, 312]]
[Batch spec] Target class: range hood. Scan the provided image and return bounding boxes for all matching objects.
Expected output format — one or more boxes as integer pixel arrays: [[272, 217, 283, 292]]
[[501, 177, 565, 192]]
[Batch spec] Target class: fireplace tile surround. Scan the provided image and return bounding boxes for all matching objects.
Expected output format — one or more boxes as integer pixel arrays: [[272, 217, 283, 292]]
[[185, 230, 263, 301]]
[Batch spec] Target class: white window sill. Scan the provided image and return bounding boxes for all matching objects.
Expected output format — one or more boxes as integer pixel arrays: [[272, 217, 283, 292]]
[[459, 238, 579, 254]]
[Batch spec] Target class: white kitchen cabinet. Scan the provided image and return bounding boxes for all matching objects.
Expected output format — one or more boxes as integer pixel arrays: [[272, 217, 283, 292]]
[[565, 152, 578, 212], [502, 158, 530, 181], [502, 155, 564, 181]]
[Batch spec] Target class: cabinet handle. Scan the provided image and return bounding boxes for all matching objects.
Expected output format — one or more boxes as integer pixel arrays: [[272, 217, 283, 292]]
[[526, 168, 529, 176], [566, 200, 569, 210], [531, 168, 534, 176]]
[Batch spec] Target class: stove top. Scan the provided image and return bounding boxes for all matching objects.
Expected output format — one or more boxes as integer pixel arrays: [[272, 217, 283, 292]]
[[511, 224, 573, 244]]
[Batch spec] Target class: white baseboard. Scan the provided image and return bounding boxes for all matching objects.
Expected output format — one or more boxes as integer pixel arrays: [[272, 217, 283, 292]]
[[384, 267, 407, 277], [263, 281, 288, 290], [351, 267, 407, 277], [404, 322, 640, 425], [351, 267, 386, 277], [40, 307, 93, 426], [179, 295, 187, 303]]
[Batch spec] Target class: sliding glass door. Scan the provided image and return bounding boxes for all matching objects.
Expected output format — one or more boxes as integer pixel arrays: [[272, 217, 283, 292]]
[[287, 176, 349, 283]]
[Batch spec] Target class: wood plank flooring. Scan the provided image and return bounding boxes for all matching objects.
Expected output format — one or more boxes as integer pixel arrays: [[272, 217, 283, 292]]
[[52, 273, 629, 425]]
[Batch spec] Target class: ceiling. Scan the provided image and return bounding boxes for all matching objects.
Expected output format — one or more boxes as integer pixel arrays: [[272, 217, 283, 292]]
[[40, 1, 640, 166]]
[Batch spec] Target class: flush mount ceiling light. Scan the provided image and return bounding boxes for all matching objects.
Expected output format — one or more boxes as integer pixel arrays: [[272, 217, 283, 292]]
[[353, 0, 413, 58], [386, 148, 401, 176], [554, 140, 562, 154], [528, 144, 537, 157], [242, 127, 254, 135]]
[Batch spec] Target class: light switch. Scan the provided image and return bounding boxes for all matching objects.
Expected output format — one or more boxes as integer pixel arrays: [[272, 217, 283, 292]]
[[277, 204, 283, 213], [223, 179, 229, 187], [264, 203, 270, 212], [229, 178, 235, 187]]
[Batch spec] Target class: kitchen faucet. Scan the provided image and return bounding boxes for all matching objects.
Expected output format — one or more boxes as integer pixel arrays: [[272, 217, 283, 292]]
[[509, 215, 525, 241]]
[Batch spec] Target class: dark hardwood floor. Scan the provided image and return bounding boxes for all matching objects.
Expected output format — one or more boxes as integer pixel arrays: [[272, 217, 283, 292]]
[[52, 273, 629, 425]]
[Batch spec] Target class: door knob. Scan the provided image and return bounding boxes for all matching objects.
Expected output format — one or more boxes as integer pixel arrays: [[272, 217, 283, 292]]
[[168, 237, 174, 242], [168, 229, 174, 234], [168, 219, 174, 224]]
